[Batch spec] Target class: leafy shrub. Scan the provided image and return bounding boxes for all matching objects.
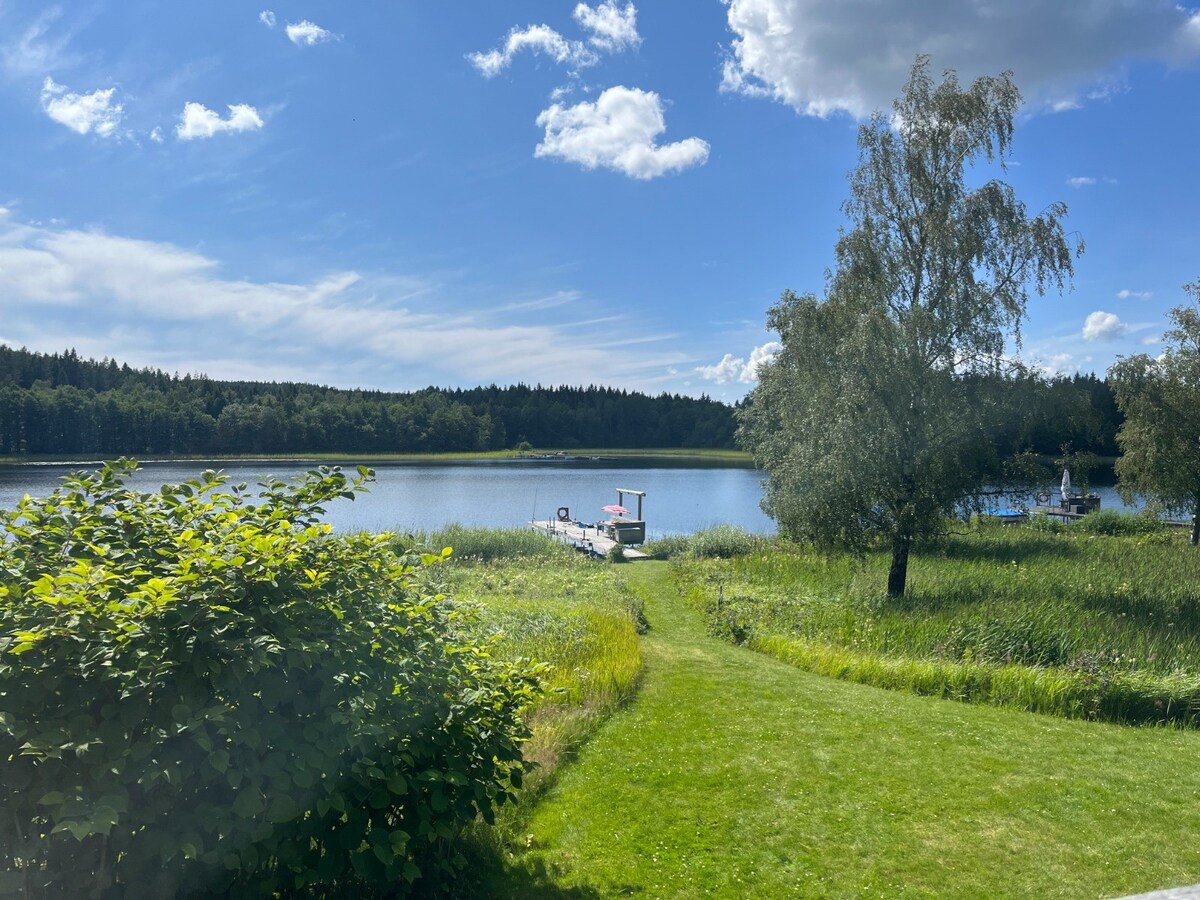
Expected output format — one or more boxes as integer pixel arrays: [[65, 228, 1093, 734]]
[[1071, 509, 1169, 537], [0, 461, 541, 898]]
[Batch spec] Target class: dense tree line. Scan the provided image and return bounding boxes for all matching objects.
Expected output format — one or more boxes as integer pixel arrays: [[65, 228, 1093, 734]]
[[0, 346, 737, 455]]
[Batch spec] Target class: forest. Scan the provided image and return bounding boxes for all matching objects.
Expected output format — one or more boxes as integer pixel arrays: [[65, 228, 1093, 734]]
[[0, 345, 1121, 460]]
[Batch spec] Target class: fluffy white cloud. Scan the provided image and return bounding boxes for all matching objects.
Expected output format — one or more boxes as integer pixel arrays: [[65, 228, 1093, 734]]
[[696, 342, 780, 384], [286, 20, 337, 46], [40, 77, 123, 137], [574, 1, 640, 51], [259, 10, 276, 29], [175, 102, 264, 140], [1082, 310, 1128, 341], [468, 3, 639, 77], [1066, 176, 1097, 187], [722, 0, 1200, 118], [535, 86, 709, 179], [149, 126, 164, 143], [468, 24, 594, 77], [1118, 289, 1152, 300], [0, 218, 687, 390]]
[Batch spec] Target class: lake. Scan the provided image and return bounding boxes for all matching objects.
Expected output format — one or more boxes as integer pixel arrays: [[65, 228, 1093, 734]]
[[0, 458, 777, 537], [0, 459, 1141, 537]]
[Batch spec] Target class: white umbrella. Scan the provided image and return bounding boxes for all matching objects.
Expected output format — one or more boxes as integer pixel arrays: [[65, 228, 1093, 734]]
[[1060, 468, 1071, 503]]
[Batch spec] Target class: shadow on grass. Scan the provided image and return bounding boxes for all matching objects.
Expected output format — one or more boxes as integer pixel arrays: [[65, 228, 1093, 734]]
[[444, 841, 612, 899], [926, 535, 1082, 564]]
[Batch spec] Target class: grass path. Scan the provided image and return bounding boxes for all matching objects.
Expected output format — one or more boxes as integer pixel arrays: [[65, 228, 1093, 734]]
[[489, 562, 1200, 898]]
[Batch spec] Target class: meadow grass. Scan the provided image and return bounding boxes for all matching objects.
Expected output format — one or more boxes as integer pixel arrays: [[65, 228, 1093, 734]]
[[671, 523, 1200, 725], [404, 528, 645, 877], [491, 562, 1200, 898]]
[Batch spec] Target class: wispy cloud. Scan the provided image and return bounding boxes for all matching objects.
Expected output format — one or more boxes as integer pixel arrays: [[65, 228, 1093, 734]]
[[176, 102, 264, 140], [286, 20, 338, 47], [1066, 176, 1097, 188], [0, 218, 686, 390], [258, 10, 276, 29], [40, 77, 123, 137], [535, 86, 709, 179], [1117, 289, 1152, 300], [1, 6, 78, 78]]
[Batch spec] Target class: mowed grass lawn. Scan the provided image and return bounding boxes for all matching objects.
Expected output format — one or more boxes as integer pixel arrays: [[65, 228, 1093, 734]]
[[490, 562, 1200, 899]]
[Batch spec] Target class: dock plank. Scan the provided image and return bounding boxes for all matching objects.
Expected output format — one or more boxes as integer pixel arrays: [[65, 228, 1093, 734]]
[[530, 520, 649, 560]]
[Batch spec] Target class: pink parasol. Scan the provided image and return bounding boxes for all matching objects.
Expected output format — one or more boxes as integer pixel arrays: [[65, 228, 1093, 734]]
[[601, 504, 630, 515]]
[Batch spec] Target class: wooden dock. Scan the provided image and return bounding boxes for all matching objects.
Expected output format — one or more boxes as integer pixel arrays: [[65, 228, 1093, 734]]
[[530, 520, 649, 560]]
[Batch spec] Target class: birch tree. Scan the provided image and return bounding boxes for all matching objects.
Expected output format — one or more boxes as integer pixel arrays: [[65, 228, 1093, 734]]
[[1110, 284, 1200, 545], [739, 57, 1081, 597]]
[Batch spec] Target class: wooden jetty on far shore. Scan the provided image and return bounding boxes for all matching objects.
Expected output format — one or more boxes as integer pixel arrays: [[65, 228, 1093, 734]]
[[530, 519, 649, 560]]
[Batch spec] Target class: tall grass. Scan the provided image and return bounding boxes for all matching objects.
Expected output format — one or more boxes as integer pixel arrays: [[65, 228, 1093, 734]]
[[417, 528, 644, 794], [642, 524, 767, 560], [674, 526, 1200, 726], [407, 522, 567, 562]]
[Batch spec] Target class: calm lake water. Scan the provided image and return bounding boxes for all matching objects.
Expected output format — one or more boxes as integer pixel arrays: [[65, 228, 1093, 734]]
[[0, 459, 777, 538], [0, 459, 1141, 538]]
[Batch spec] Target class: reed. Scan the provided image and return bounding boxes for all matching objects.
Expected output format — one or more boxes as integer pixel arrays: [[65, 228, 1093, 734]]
[[674, 525, 1200, 725]]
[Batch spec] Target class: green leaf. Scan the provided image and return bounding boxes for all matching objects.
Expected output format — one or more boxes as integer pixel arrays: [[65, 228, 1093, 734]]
[[209, 749, 230, 774]]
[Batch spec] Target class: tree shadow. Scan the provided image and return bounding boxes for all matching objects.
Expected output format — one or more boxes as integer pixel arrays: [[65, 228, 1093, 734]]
[[437, 844, 615, 899]]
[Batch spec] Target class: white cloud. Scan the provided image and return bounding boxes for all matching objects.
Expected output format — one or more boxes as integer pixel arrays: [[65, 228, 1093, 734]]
[[1082, 310, 1128, 341], [721, 0, 1200, 118], [468, 4, 639, 77], [286, 20, 338, 46], [742, 341, 780, 382], [535, 86, 709, 179], [1117, 289, 1152, 300], [176, 102, 264, 140], [149, 126, 164, 143], [574, 2, 640, 52], [259, 10, 276, 29], [1066, 176, 1097, 188], [0, 218, 688, 391], [468, 24, 594, 77], [696, 353, 744, 385], [696, 341, 780, 384], [39, 77, 123, 137], [1141, 334, 1161, 345], [2, 7, 77, 78], [1034, 352, 1077, 377]]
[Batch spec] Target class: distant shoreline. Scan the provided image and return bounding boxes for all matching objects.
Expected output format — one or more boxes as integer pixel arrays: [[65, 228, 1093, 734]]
[[0, 448, 754, 467]]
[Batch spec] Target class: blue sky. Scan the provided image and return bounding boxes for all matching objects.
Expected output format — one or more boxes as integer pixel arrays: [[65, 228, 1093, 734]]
[[0, 1, 1197, 400]]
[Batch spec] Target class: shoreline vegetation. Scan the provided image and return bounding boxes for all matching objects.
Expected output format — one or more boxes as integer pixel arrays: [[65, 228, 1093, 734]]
[[650, 520, 1200, 728]]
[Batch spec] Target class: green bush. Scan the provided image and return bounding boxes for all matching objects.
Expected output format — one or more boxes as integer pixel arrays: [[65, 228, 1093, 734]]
[[0, 461, 541, 898]]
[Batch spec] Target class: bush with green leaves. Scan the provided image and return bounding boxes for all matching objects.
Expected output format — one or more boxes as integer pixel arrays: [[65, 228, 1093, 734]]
[[0, 461, 541, 898]]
